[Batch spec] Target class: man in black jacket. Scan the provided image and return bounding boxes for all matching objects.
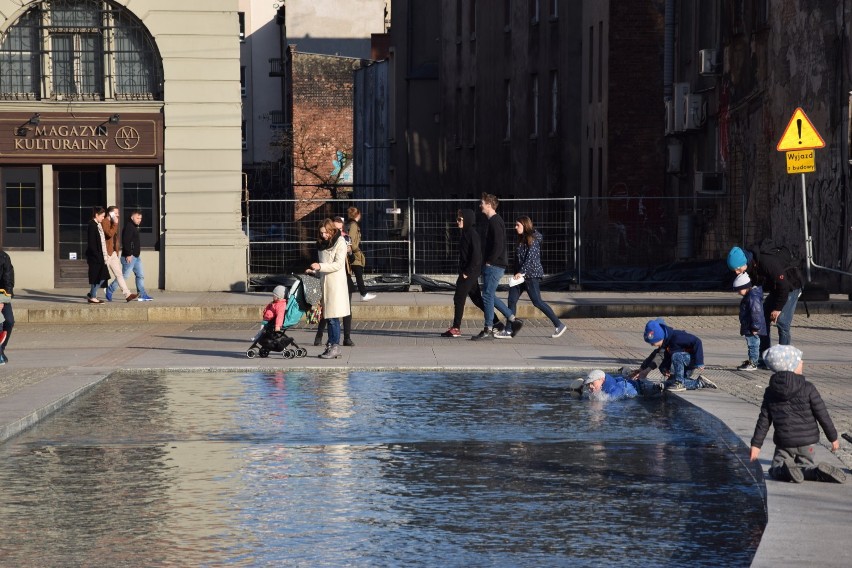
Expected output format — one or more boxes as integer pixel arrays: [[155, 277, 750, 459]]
[[749, 345, 845, 483], [726, 240, 802, 357], [107, 210, 153, 301], [0, 248, 14, 364]]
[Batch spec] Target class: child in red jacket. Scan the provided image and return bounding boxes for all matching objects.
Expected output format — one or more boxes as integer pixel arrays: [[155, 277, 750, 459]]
[[262, 285, 288, 332]]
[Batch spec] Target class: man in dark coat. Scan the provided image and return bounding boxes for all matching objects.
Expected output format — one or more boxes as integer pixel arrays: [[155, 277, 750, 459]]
[[0, 248, 13, 364], [727, 241, 803, 358], [750, 345, 845, 483]]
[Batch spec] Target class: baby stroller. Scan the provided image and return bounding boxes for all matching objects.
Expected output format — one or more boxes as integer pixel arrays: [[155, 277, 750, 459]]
[[246, 276, 308, 359]]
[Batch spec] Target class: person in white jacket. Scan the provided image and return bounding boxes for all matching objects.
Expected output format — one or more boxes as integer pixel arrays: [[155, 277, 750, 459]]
[[307, 219, 351, 359]]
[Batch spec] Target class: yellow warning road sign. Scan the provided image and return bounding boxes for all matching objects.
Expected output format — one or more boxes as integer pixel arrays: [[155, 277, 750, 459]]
[[777, 107, 825, 151], [786, 150, 815, 174]]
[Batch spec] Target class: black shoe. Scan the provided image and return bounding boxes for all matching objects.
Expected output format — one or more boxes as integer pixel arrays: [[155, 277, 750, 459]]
[[471, 328, 495, 341], [313, 334, 323, 346], [510, 319, 524, 337], [343, 338, 355, 347]]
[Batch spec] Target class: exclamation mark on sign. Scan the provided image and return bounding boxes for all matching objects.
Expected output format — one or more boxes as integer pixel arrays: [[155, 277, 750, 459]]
[[797, 119, 802, 144]]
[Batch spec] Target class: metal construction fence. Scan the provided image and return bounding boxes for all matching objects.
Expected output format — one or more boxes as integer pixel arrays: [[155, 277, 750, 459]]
[[244, 190, 746, 290]]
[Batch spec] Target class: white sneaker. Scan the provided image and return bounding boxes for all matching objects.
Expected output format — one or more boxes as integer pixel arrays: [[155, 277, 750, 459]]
[[361, 293, 377, 301], [494, 329, 513, 339], [551, 324, 567, 338]]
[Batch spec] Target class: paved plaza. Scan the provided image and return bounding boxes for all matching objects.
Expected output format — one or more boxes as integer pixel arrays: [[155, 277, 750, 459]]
[[1, 288, 851, 566]]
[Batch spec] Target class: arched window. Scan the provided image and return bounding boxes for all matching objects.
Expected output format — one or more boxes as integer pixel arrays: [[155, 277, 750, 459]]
[[0, 0, 163, 101]]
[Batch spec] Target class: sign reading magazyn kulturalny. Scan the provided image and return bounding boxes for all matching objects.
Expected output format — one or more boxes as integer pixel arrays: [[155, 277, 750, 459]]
[[0, 113, 163, 164]]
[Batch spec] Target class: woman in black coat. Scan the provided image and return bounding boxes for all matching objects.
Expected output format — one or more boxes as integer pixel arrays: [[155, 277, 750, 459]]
[[85, 207, 110, 304]]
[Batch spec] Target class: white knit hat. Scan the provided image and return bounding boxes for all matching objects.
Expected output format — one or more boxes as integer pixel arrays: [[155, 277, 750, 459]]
[[733, 272, 751, 291], [272, 285, 287, 299]]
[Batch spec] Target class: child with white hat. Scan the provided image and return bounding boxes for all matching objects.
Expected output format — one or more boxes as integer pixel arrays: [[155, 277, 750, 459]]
[[732, 272, 767, 371]]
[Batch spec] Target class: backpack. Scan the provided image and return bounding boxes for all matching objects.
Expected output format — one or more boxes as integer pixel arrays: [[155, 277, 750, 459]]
[[753, 238, 804, 289]]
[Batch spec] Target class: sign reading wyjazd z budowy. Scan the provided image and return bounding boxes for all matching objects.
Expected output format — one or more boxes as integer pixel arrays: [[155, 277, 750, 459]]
[[0, 112, 163, 164]]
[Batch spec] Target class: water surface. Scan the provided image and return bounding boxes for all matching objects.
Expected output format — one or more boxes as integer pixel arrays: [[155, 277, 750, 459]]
[[0, 370, 764, 566]]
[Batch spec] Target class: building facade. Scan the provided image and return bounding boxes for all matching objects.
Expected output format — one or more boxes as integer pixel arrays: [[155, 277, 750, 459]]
[[388, 0, 583, 200], [0, 0, 246, 291]]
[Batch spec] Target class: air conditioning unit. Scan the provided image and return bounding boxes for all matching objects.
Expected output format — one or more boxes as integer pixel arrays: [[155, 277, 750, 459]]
[[664, 100, 675, 135], [694, 172, 724, 194], [684, 93, 704, 129], [673, 82, 689, 132], [699, 49, 720, 75]]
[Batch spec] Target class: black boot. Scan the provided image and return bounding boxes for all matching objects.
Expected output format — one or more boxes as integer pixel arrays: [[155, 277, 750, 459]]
[[343, 337, 355, 347], [314, 331, 323, 346]]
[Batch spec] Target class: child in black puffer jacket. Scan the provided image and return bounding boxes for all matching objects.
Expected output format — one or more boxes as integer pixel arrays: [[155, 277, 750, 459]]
[[750, 345, 846, 483]]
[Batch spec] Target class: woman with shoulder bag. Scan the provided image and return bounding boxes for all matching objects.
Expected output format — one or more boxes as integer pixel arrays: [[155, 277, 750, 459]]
[[306, 219, 351, 359], [346, 206, 376, 301]]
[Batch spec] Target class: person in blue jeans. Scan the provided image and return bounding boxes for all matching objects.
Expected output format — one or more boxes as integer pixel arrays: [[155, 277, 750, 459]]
[[495, 216, 565, 339], [726, 243, 802, 362], [639, 318, 716, 392], [107, 210, 153, 301], [733, 272, 767, 371], [472, 192, 514, 341]]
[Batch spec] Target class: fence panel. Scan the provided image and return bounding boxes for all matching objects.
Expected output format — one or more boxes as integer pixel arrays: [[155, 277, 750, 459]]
[[245, 189, 409, 285], [410, 198, 576, 278]]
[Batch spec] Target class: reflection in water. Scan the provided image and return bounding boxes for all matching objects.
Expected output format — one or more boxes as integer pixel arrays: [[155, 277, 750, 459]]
[[0, 371, 764, 566]]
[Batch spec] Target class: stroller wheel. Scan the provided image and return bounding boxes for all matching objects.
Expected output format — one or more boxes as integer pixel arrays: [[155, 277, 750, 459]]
[[259, 348, 270, 358], [246, 348, 259, 359], [282, 349, 293, 359], [297, 348, 307, 358]]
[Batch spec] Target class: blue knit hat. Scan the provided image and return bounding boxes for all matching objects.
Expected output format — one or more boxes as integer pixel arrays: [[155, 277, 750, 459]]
[[726, 246, 748, 270], [644, 318, 667, 344]]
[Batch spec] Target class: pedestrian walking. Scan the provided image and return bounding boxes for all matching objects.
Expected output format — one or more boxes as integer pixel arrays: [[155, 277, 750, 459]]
[[346, 207, 376, 301], [494, 216, 565, 339], [472, 192, 512, 341], [100, 206, 137, 302], [107, 209, 153, 301], [0, 247, 14, 364]]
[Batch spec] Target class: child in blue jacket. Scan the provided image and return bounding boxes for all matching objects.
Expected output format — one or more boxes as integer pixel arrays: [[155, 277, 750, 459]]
[[583, 369, 638, 400], [733, 273, 768, 371], [637, 318, 716, 392]]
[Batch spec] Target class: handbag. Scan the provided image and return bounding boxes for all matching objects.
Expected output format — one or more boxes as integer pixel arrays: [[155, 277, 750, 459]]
[[299, 273, 323, 306]]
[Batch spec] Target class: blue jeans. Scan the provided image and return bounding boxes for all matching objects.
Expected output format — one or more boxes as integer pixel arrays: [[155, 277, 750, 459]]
[[108, 255, 147, 296], [745, 334, 761, 364], [89, 281, 105, 298], [761, 288, 801, 352], [0, 301, 13, 357], [507, 277, 561, 328], [327, 318, 341, 345], [481, 265, 512, 329], [668, 352, 703, 390]]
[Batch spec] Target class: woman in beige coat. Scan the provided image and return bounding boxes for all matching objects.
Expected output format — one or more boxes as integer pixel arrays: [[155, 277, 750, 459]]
[[307, 218, 351, 359]]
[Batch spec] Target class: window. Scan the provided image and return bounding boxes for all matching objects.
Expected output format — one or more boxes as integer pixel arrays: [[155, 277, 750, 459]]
[[241, 120, 247, 151], [270, 110, 286, 128], [0, 0, 163, 101], [469, 86, 476, 145], [469, 0, 477, 38], [504, 80, 512, 140], [598, 21, 603, 103], [240, 66, 246, 97], [504, 0, 511, 30], [588, 25, 594, 103], [549, 0, 558, 19], [2, 167, 41, 248], [530, 74, 539, 138], [550, 71, 558, 134], [238, 12, 246, 41], [119, 167, 158, 249]]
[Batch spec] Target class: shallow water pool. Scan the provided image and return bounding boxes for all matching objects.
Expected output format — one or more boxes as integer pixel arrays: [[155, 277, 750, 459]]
[[0, 370, 764, 566]]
